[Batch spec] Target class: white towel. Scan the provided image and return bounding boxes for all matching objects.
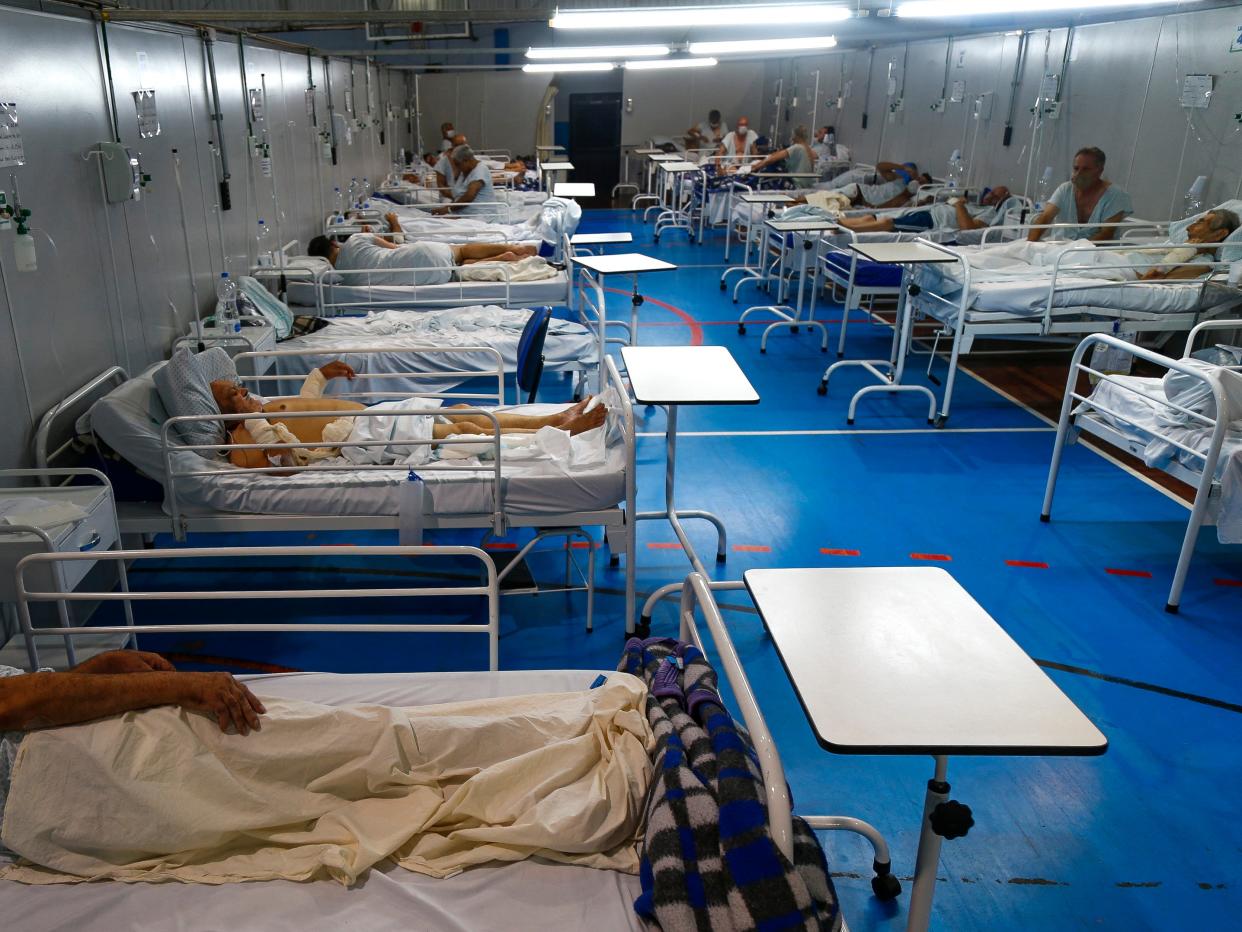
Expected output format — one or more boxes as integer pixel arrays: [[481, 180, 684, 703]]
[[0, 498, 89, 530]]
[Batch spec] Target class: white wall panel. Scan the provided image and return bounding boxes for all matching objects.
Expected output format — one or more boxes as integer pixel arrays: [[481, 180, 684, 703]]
[[622, 61, 765, 148]]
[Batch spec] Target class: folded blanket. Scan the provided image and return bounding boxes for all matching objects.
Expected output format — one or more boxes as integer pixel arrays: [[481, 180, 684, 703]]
[[459, 255, 559, 282], [0, 677, 653, 886], [620, 637, 840, 931]]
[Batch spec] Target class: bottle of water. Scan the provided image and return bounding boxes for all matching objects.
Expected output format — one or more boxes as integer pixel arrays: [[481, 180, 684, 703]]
[[945, 149, 963, 190], [348, 176, 359, 207], [216, 272, 239, 332], [333, 186, 345, 223], [255, 219, 272, 267], [361, 177, 371, 207], [1034, 166, 1054, 211], [398, 470, 426, 545], [1183, 175, 1207, 219]]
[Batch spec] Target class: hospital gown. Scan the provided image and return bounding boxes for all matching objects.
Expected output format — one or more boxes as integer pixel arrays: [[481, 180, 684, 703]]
[[450, 162, 499, 217], [1045, 181, 1133, 239], [335, 234, 455, 286]]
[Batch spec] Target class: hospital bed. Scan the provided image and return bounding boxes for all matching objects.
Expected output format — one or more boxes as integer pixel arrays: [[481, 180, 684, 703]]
[[0, 556, 855, 931], [57, 354, 639, 631], [903, 238, 1242, 425], [1042, 319, 1242, 613]]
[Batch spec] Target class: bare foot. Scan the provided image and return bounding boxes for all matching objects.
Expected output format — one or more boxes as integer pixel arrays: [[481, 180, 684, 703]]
[[517, 244, 538, 257], [555, 398, 606, 435]]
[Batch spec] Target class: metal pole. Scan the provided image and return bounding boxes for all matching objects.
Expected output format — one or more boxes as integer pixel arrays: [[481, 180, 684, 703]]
[[202, 28, 232, 211]]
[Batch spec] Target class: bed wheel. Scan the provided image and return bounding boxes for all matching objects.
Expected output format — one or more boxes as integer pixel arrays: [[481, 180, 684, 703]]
[[737, 324, 746, 335], [760, 347, 766, 354], [653, 236, 660, 244], [791, 325, 799, 334], [846, 417, 854, 426], [609, 554, 620, 568], [836, 351, 844, 359], [871, 871, 901, 901], [715, 552, 727, 564], [719, 280, 726, 291], [634, 618, 652, 639], [1039, 513, 1050, 523], [1164, 602, 1179, 615], [816, 383, 827, 396]]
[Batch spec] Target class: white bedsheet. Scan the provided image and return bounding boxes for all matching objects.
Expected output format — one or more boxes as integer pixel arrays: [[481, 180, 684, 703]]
[[0, 670, 644, 932], [286, 271, 570, 310]]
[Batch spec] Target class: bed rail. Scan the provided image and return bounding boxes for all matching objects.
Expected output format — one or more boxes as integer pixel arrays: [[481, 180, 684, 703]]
[[15, 544, 501, 671], [1041, 325, 1239, 612], [33, 366, 129, 481]]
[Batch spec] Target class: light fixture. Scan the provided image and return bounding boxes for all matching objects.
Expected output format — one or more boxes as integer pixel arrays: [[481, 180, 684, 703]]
[[521, 61, 616, 73], [551, 4, 851, 30], [526, 44, 670, 59], [688, 36, 838, 55], [896, 0, 1201, 16], [623, 57, 718, 71]]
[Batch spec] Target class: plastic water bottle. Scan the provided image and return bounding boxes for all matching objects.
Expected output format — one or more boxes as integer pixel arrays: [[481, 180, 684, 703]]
[[361, 177, 371, 206], [1034, 166, 1054, 211], [255, 219, 273, 267], [398, 470, 426, 545], [945, 149, 963, 190], [348, 176, 359, 207], [216, 272, 239, 332], [1183, 175, 1207, 219], [333, 186, 345, 223]]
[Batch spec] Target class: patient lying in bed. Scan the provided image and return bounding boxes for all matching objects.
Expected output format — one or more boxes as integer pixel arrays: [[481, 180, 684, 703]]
[[308, 233, 544, 287], [1, 656, 653, 885], [210, 360, 605, 469]]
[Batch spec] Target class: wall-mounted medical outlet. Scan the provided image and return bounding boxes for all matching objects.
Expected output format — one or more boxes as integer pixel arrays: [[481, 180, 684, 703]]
[[1045, 100, 1061, 119], [97, 141, 141, 203], [930, 99, 946, 112]]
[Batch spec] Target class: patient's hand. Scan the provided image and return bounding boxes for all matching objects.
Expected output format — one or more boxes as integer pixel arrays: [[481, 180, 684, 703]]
[[320, 360, 357, 381], [178, 672, 267, 735], [73, 650, 176, 675]]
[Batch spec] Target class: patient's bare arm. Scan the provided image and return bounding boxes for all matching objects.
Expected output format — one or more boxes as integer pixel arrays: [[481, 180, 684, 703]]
[[0, 670, 266, 735]]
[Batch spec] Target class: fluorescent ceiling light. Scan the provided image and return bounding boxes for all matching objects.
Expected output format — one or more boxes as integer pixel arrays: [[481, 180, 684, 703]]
[[551, 5, 850, 30], [526, 45, 670, 59], [624, 57, 718, 71], [897, 0, 1200, 16], [688, 36, 837, 55], [521, 62, 615, 73]]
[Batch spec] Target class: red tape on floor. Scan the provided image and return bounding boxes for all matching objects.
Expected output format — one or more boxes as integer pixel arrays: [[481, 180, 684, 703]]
[[820, 548, 860, 556], [1006, 560, 1049, 569], [733, 545, 770, 553], [1214, 578, 1242, 588], [603, 286, 703, 345], [647, 542, 684, 550], [563, 541, 599, 550], [1106, 568, 1153, 578], [484, 542, 518, 551], [910, 553, 952, 562]]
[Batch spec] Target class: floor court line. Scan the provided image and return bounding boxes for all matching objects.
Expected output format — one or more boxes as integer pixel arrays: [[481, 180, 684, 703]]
[[635, 427, 1055, 438]]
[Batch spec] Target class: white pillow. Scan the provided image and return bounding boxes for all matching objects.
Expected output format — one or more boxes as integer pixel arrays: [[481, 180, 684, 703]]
[[286, 255, 342, 284]]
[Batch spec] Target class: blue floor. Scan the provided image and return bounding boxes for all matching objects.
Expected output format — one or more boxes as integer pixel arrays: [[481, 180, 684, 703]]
[[114, 209, 1240, 929]]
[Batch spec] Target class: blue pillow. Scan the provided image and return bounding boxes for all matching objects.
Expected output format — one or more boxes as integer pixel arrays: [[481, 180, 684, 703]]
[[153, 348, 226, 457]]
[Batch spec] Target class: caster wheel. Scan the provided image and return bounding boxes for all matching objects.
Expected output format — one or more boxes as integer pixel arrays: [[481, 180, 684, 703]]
[[836, 351, 844, 359], [719, 281, 726, 291], [816, 383, 827, 396], [609, 554, 620, 568], [791, 326, 800, 334], [760, 347, 767, 354], [715, 553, 727, 564], [653, 237, 660, 244], [732, 298, 739, 305], [634, 619, 651, 639], [738, 324, 746, 335], [871, 872, 901, 900], [846, 417, 855, 426]]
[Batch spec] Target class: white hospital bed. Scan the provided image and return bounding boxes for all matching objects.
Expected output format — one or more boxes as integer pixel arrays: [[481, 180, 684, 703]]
[[0, 552, 854, 930], [68, 355, 639, 631], [1042, 319, 1242, 613]]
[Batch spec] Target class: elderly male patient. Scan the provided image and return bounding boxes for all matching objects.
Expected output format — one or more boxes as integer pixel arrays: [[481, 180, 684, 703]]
[[1138, 209, 1239, 280], [307, 231, 537, 288], [210, 360, 605, 470], [1028, 146, 1133, 242]]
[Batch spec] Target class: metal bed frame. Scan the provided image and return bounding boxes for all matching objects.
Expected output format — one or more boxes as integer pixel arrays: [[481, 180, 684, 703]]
[[1042, 318, 1242, 614], [39, 353, 640, 634]]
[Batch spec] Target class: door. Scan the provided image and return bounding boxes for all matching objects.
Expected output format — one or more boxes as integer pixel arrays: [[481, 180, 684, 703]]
[[568, 93, 621, 209]]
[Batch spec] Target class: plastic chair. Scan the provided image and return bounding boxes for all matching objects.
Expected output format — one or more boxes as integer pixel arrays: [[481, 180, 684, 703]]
[[517, 306, 552, 403]]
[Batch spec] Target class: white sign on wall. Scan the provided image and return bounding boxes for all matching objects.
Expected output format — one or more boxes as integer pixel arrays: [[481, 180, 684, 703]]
[[0, 102, 25, 168], [1180, 74, 1213, 108], [1231, 25, 1242, 53], [951, 81, 965, 103]]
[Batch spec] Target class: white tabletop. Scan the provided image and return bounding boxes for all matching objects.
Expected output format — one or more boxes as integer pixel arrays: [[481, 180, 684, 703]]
[[541, 161, 574, 171], [765, 218, 840, 232], [621, 346, 760, 406], [570, 232, 634, 245], [740, 192, 794, 204], [633, 147, 662, 155], [554, 182, 596, 197], [648, 153, 683, 162], [848, 241, 958, 264], [659, 161, 702, 172], [744, 567, 1108, 756], [571, 252, 677, 275]]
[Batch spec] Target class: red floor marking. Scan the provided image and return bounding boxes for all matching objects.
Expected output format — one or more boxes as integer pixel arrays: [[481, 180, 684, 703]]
[[1006, 560, 1049, 569], [638, 318, 852, 327], [1213, 578, 1242, 588], [1106, 568, 1153, 579], [563, 541, 599, 550], [603, 286, 704, 345], [484, 542, 518, 551], [647, 542, 685, 550], [910, 553, 952, 562], [733, 545, 771, 553], [820, 548, 860, 556]]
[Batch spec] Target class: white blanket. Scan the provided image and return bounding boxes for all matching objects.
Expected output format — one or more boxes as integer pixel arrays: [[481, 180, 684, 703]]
[[459, 256, 559, 282], [0, 677, 653, 886]]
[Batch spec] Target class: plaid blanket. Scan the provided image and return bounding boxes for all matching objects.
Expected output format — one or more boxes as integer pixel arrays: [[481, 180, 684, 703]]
[[620, 637, 841, 932]]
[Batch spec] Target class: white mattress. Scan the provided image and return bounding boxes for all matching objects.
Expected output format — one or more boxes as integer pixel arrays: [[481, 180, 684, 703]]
[[287, 272, 570, 311], [274, 306, 597, 392], [0, 670, 644, 932]]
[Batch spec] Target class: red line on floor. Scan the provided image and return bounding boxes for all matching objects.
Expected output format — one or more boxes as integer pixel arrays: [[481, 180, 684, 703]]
[[733, 544, 771, 553], [563, 541, 599, 550], [1106, 568, 1153, 579], [603, 286, 704, 345], [638, 318, 852, 327], [647, 542, 685, 550], [911, 553, 952, 562], [484, 542, 519, 551], [1006, 560, 1049, 569], [820, 548, 860, 556], [1213, 578, 1242, 588]]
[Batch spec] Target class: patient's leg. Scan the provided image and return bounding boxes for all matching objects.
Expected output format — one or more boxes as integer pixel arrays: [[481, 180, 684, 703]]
[[441, 397, 605, 435], [451, 243, 538, 264], [836, 215, 895, 233]]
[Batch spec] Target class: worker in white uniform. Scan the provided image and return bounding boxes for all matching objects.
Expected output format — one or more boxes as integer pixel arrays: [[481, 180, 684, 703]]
[[438, 121, 456, 152], [686, 110, 728, 152], [715, 117, 759, 169]]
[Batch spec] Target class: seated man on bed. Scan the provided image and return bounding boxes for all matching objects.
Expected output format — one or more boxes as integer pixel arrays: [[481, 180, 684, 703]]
[[307, 232, 537, 287], [209, 361, 606, 470], [833, 185, 1016, 234], [1138, 209, 1239, 280], [1027, 146, 1132, 243], [433, 145, 500, 217]]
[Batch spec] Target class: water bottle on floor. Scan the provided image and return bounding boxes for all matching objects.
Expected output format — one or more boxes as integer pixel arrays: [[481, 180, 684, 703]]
[[216, 272, 240, 332], [399, 470, 426, 545]]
